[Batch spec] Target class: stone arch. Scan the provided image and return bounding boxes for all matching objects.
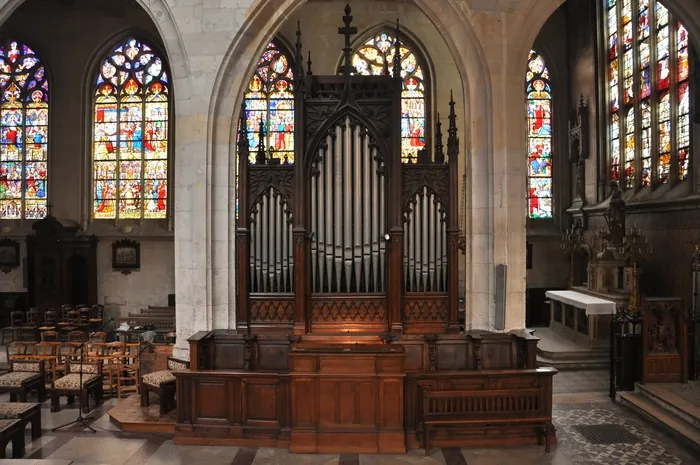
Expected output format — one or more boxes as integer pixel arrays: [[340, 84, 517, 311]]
[[206, 0, 496, 334]]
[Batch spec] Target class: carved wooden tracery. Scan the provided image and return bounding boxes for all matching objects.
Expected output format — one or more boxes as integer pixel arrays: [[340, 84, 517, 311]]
[[236, 8, 460, 335]]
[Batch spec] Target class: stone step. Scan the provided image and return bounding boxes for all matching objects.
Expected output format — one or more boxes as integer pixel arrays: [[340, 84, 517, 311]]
[[635, 383, 700, 430], [536, 354, 609, 371], [618, 391, 700, 454], [537, 347, 609, 361]]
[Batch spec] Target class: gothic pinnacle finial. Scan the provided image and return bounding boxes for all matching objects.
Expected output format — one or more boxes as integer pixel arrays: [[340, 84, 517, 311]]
[[435, 113, 444, 163], [447, 91, 459, 161], [295, 21, 304, 73], [238, 100, 248, 142], [392, 18, 401, 80], [256, 118, 267, 165], [338, 3, 357, 75], [307, 50, 313, 76]]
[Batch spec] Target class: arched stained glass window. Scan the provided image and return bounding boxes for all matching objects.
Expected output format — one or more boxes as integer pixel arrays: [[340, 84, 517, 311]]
[[0, 40, 48, 220], [526, 50, 553, 219], [350, 31, 426, 163], [605, 0, 693, 188], [93, 37, 169, 220], [244, 41, 295, 165]]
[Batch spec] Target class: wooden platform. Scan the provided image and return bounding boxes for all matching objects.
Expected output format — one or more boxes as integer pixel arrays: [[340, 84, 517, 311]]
[[108, 395, 176, 434]]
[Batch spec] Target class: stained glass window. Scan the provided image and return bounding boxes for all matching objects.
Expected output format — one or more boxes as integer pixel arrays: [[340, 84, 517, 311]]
[[605, 0, 693, 188], [93, 37, 169, 219], [526, 50, 553, 219], [351, 32, 426, 163], [0, 40, 48, 219], [244, 41, 295, 165]]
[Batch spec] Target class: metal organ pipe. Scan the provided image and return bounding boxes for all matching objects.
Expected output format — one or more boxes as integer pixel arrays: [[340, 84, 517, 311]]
[[311, 116, 386, 294], [403, 187, 447, 292], [249, 187, 294, 293]]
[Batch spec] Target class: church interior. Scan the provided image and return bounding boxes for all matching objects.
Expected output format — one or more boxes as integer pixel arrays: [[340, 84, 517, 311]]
[[0, 0, 698, 464]]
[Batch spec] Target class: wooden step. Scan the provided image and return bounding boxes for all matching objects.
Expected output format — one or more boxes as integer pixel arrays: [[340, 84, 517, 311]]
[[618, 391, 700, 454]]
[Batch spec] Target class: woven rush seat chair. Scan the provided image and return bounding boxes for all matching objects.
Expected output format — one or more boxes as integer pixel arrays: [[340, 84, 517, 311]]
[[141, 357, 189, 415], [0, 360, 46, 402], [50, 361, 103, 413], [0, 418, 25, 458], [0, 402, 41, 439]]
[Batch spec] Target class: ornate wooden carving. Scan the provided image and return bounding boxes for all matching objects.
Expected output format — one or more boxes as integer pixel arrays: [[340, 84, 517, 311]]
[[310, 297, 386, 333], [249, 298, 295, 324], [402, 165, 450, 212], [403, 296, 449, 334], [247, 166, 295, 214], [642, 297, 688, 383]]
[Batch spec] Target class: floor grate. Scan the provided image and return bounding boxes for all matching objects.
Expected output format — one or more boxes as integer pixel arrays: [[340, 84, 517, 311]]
[[572, 424, 641, 445]]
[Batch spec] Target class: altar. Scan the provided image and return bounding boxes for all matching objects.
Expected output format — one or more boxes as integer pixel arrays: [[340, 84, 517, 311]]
[[546, 290, 616, 348]]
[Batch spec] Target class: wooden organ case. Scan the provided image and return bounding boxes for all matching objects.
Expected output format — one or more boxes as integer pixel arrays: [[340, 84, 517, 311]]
[[174, 6, 556, 453]]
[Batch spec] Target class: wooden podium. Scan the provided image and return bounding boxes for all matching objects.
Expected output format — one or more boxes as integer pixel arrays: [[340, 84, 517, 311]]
[[289, 343, 405, 454]]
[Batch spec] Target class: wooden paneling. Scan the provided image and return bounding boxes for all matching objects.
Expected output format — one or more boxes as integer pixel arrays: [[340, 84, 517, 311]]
[[310, 296, 387, 333], [177, 330, 551, 452], [289, 343, 406, 454], [173, 371, 289, 447], [642, 298, 688, 384]]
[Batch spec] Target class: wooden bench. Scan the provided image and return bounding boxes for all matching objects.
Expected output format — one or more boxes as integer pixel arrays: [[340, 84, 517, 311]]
[[419, 368, 556, 454], [0, 402, 41, 439], [0, 418, 24, 458]]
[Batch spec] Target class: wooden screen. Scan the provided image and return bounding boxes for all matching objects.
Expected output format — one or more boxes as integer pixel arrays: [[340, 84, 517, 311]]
[[236, 9, 460, 334]]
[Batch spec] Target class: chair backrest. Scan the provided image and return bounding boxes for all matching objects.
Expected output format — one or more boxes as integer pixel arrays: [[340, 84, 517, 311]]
[[68, 360, 101, 376], [10, 311, 23, 326], [104, 341, 126, 356], [67, 330, 85, 342], [10, 359, 44, 375], [40, 330, 59, 342], [60, 305, 73, 320], [59, 343, 81, 364], [26, 309, 40, 325], [167, 357, 190, 371], [43, 310, 57, 325], [14, 341, 35, 355], [36, 341, 59, 356], [91, 304, 104, 319], [89, 332, 107, 342]]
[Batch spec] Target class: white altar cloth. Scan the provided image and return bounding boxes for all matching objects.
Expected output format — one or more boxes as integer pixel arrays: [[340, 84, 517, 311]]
[[545, 290, 616, 316]]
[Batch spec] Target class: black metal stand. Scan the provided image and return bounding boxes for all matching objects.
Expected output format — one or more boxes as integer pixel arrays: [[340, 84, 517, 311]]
[[52, 335, 97, 433]]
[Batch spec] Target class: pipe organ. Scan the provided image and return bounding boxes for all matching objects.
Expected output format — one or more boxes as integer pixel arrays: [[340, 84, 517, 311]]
[[175, 6, 554, 454], [236, 8, 460, 335]]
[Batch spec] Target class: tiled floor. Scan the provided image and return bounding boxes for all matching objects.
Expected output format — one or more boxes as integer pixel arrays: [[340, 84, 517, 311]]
[[0, 371, 697, 464]]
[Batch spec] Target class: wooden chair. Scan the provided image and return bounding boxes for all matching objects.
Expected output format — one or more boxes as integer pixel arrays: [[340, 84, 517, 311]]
[[117, 343, 141, 398], [38, 309, 58, 333], [141, 357, 189, 415], [58, 310, 79, 339], [0, 402, 41, 439], [0, 419, 25, 458], [67, 330, 86, 342], [101, 342, 125, 398], [0, 360, 46, 402], [40, 330, 59, 342], [35, 342, 60, 384], [56, 305, 72, 329], [0, 311, 24, 345], [89, 305, 104, 332], [18, 309, 40, 341], [6, 341, 35, 362], [50, 360, 103, 413], [89, 331, 107, 342]]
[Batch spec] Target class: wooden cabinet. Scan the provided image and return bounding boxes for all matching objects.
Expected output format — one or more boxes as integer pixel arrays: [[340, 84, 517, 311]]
[[289, 343, 405, 454], [26, 215, 97, 309]]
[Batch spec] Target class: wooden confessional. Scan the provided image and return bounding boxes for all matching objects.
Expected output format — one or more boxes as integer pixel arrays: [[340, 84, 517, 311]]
[[174, 6, 555, 453]]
